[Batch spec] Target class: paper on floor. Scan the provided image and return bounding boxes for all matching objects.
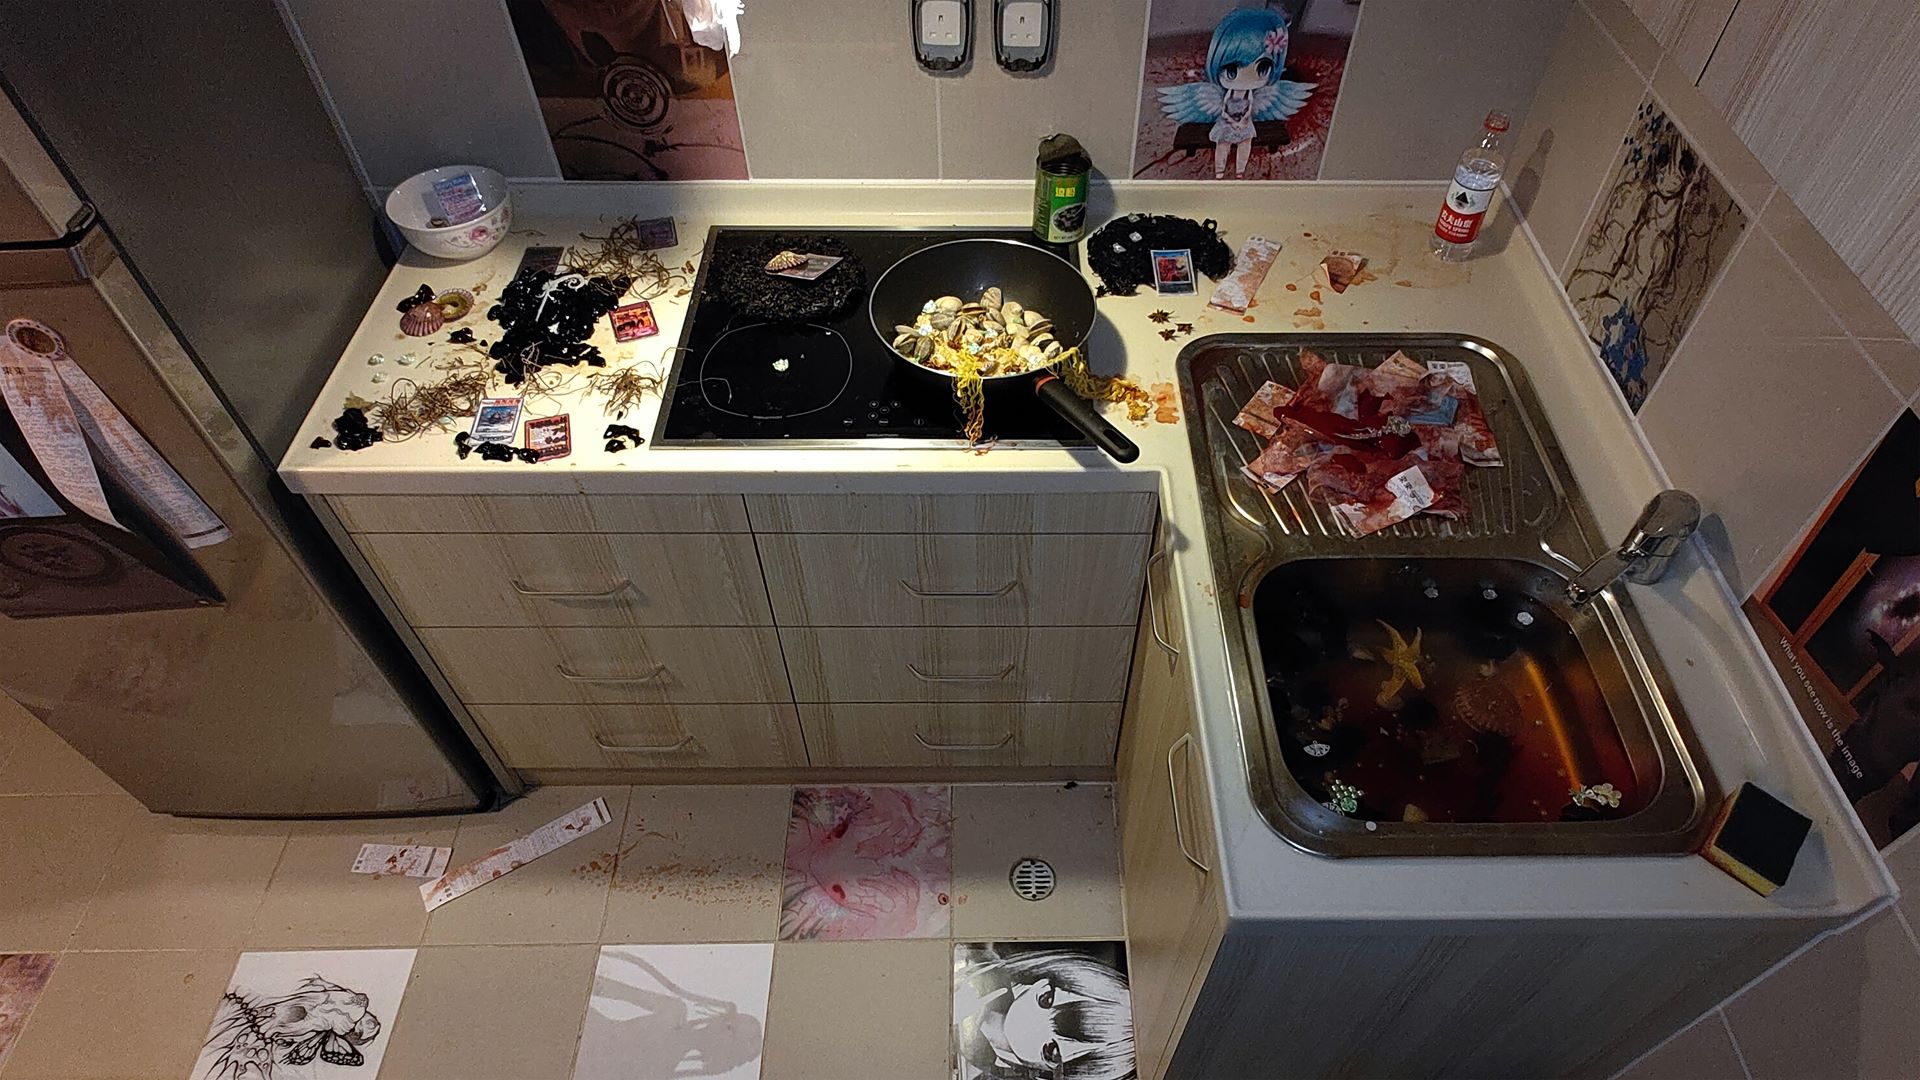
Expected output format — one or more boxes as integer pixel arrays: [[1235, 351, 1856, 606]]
[[419, 797, 612, 911], [351, 842, 451, 879]]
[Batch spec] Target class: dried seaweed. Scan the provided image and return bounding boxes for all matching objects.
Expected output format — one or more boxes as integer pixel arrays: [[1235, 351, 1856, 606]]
[[706, 234, 864, 322], [1087, 214, 1235, 297]]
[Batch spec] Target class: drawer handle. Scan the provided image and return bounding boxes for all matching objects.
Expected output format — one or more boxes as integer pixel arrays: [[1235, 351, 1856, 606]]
[[511, 578, 633, 599], [913, 729, 1014, 752], [557, 662, 668, 684], [898, 578, 1018, 599], [1146, 550, 1180, 661], [592, 731, 696, 754], [1167, 732, 1211, 873], [906, 661, 1015, 682]]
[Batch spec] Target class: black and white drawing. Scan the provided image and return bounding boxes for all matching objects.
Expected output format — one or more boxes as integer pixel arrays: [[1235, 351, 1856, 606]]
[[191, 950, 416, 1080], [952, 942, 1135, 1080], [574, 943, 774, 1080]]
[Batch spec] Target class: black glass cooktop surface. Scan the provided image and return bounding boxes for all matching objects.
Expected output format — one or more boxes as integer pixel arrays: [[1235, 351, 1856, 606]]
[[653, 227, 1084, 446]]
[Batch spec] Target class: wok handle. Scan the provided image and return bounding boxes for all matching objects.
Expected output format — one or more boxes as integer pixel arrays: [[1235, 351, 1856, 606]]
[[1034, 375, 1140, 463]]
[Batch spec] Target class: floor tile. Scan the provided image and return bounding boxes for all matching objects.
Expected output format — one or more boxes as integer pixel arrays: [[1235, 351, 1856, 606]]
[[380, 943, 598, 1080], [781, 785, 953, 941], [188, 948, 417, 1080], [574, 943, 774, 1080], [1723, 909, 1920, 1080], [760, 940, 951, 1080], [70, 810, 290, 950], [0, 954, 56, 1070], [1618, 1010, 1746, 1080], [952, 783, 1124, 941], [423, 786, 627, 945], [601, 785, 786, 944], [953, 940, 1136, 1079], [0, 794, 138, 952], [0, 698, 124, 796], [248, 817, 458, 949], [0, 949, 237, 1079]]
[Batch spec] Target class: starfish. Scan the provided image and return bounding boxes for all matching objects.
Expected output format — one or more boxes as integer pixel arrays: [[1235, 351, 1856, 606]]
[[1374, 619, 1425, 706]]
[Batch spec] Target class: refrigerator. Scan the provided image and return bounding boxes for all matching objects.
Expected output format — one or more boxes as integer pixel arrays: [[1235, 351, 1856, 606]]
[[0, 12, 503, 817]]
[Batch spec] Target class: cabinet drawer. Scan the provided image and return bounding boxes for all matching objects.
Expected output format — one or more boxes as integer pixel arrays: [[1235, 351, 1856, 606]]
[[357, 532, 771, 627], [780, 626, 1133, 702], [746, 492, 1155, 533], [797, 703, 1119, 767], [470, 703, 805, 769], [329, 494, 748, 533], [758, 532, 1147, 626], [420, 626, 789, 704]]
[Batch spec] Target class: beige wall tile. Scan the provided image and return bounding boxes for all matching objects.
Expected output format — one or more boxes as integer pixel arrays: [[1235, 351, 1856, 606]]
[[1317, 0, 1570, 181], [1649, 59, 1773, 213], [1723, 910, 1920, 1079], [1762, 187, 1913, 344], [1618, 1010, 1746, 1080], [381, 943, 599, 1080], [1861, 339, 1920, 404], [951, 783, 1122, 941], [284, 0, 559, 185], [0, 795, 137, 951], [0, 698, 123, 797], [601, 785, 787, 944], [1638, 231, 1899, 597], [247, 817, 459, 949], [761, 940, 951, 1080], [70, 813, 289, 951], [1662, 0, 1741, 83], [0, 949, 237, 1079], [1583, 0, 1663, 76], [935, 0, 1148, 180], [1509, 4, 1647, 276], [423, 785, 627, 945]]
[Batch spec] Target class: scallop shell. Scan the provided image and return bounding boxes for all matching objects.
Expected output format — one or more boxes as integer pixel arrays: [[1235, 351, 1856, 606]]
[[434, 288, 475, 320], [978, 287, 1003, 309], [764, 250, 808, 272], [399, 301, 445, 337]]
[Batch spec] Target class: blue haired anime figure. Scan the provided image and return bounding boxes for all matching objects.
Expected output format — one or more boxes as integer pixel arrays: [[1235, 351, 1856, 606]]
[[1157, 6, 1316, 179]]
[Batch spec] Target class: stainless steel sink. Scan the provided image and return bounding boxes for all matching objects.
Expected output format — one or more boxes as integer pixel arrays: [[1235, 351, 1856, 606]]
[[1176, 334, 1713, 856]]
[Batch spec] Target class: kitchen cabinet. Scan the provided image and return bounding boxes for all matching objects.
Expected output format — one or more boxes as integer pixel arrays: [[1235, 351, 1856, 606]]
[[745, 492, 1154, 534], [780, 625, 1135, 704], [469, 703, 806, 770], [796, 702, 1121, 767], [420, 626, 790, 705], [331, 493, 749, 533]]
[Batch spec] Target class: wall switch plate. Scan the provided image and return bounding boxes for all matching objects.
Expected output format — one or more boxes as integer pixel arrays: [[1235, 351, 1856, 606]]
[[994, 0, 1053, 71], [913, 0, 972, 71]]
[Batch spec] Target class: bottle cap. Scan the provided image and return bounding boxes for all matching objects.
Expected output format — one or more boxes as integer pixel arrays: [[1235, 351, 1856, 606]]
[[1483, 110, 1511, 133]]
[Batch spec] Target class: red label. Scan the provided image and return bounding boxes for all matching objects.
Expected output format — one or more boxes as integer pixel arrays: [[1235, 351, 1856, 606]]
[[1435, 205, 1484, 244]]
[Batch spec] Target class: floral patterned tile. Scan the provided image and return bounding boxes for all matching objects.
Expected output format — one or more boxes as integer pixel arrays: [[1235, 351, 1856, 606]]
[[780, 785, 953, 941], [1565, 96, 1748, 411], [0, 953, 56, 1069]]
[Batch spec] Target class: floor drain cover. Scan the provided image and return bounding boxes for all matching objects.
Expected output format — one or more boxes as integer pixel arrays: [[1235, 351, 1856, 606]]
[[1010, 857, 1055, 901]]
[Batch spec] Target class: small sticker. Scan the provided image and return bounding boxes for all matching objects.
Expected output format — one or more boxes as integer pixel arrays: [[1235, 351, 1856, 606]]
[[351, 843, 452, 879], [469, 396, 522, 444], [635, 216, 678, 250], [524, 414, 572, 461], [766, 253, 844, 281], [517, 246, 564, 275], [609, 301, 659, 341], [1150, 248, 1196, 294], [1426, 359, 1477, 392], [430, 172, 485, 226]]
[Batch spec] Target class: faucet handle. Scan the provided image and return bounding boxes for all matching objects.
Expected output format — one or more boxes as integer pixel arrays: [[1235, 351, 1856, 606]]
[[1627, 490, 1701, 552]]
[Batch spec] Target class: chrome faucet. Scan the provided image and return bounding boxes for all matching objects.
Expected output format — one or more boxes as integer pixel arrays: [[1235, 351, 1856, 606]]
[[1566, 490, 1701, 606]]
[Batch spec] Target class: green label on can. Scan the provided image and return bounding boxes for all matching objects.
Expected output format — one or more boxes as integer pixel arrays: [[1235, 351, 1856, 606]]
[[1033, 170, 1089, 243]]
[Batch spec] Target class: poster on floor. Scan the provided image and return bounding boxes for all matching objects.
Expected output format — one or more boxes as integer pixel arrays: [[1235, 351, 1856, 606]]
[[573, 943, 774, 1080], [1745, 409, 1920, 849], [0, 954, 56, 1068], [189, 949, 416, 1080], [952, 941, 1135, 1080], [1132, 0, 1358, 181], [780, 785, 953, 941], [507, 0, 749, 180]]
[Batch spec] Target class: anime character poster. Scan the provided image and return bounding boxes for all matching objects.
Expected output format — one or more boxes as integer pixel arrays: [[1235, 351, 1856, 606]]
[[508, 0, 748, 180], [1745, 410, 1920, 849], [952, 942, 1134, 1080], [1132, 0, 1358, 181]]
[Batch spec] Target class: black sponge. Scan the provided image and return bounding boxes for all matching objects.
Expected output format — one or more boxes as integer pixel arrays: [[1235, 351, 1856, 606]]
[[1701, 782, 1812, 896]]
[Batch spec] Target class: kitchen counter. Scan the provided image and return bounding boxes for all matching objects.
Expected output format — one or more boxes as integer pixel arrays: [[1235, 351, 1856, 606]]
[[281, 180, 1893, 929]]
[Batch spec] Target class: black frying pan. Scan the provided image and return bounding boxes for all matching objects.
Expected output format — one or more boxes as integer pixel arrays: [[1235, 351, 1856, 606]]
[[868, 239, 1140, 462]]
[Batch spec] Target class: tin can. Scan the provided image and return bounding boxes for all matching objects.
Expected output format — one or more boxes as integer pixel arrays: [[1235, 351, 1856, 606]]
[[1032, 133, 1091, 244]]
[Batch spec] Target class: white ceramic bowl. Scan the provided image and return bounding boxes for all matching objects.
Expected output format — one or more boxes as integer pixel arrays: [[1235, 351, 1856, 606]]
[[384, 165, 512, 261]]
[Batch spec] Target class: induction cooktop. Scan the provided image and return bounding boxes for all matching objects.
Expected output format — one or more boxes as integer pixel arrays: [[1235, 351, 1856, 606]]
[[652, 226, 1085, 447]]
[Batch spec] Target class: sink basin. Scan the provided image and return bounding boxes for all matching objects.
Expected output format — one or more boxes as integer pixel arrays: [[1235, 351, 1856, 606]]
[[1177, 334, 1713, 856]]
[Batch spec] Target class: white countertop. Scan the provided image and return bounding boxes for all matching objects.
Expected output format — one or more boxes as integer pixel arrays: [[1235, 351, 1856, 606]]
[[282, 179, 1893, 928]]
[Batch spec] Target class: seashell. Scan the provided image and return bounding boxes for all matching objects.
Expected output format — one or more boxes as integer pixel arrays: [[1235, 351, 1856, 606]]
[[999, 301, 1023, 324], [399, 301, 444, 337], [893, 331, 917, 352], [979, 287, 1003, 309], [963, 328, 985, 345], [1018, 344, 1046, 365], [914, 336, 936, 360], [895, 324, 917, 337], [934, 295, 963, 313], [1029, 330, 1056, 348], [1042, 341, 1063, 360], [979, 358, 1000, 375], [765, 250, 808, 272], [927, 311, 955, 330], [960, 302, 990, 318], [1024, 318, 1053, 338], [434, 289, 475, 320]]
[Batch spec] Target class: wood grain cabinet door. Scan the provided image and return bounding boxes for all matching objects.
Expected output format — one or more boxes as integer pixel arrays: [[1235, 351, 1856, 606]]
[[469, 703, 806, 768], [796, 702, 1121, 767], [779, 626, 1135, 703], [419, 626, 789, 704]]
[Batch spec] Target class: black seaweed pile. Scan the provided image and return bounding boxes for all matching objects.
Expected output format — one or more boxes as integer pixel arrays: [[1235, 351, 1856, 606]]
[[1086, 214, 1235, 297], [706, 234, 864, 322], [329, 407, 381, 451], [485, 268, 630, 384]]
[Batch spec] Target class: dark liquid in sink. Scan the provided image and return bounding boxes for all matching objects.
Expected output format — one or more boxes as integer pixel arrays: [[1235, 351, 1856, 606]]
[[1256, 559, 1641, 825]]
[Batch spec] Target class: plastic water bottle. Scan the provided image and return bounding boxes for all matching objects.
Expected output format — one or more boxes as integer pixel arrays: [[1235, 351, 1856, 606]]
[[1431, 110, 1510, 262]]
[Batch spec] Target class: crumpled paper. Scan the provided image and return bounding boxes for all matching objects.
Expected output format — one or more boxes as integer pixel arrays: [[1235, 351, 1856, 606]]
[[681, 0, 743, 57]]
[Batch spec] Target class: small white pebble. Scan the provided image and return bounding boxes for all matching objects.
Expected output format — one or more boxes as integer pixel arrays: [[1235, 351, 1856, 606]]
[[367, 354, 385, 365], [1364, 821, 1378, 832], [399, 353, 419, 366], [1515, 611, 1535, 626], [1128, 232, 1143, 242], [370, 372, 387, 384]]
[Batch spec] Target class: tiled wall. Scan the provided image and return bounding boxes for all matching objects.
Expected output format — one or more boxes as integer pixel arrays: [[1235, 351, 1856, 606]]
[[279, 0, 1571, 188], [1510, 4, 1920, 1075]]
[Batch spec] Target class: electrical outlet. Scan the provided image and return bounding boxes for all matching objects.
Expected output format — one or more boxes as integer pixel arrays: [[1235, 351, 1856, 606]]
[[922, 0, 965, 46], [1001, 1, 1045, 48], [913, 0, 972, 71]]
